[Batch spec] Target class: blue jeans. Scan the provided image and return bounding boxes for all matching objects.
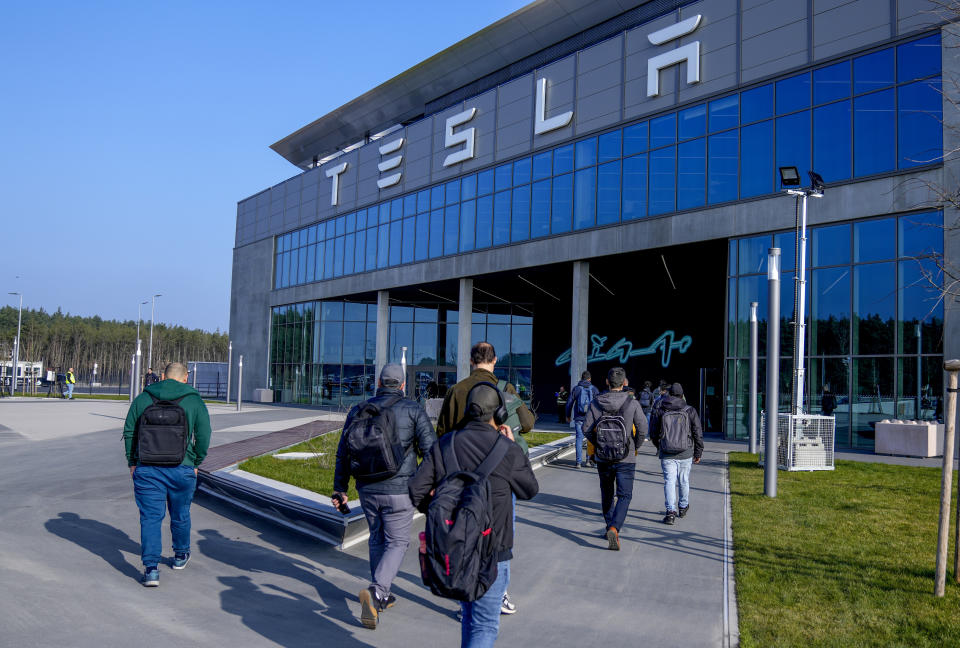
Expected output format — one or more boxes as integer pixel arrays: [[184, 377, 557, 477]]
[[574, 419, 586, 464], [66, 383, 74, 398], [132, 464, 197, 566], [597, 461, 635, 532], [461, 560, 510, 648], [661, 457, 693, 513]]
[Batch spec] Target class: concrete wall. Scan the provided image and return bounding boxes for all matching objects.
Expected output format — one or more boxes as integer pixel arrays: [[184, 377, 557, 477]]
[[229, 237, 274, 399]]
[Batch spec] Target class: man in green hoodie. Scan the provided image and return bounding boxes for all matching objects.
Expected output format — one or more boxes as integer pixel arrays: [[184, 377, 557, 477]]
[[123, 362, 212, 587]]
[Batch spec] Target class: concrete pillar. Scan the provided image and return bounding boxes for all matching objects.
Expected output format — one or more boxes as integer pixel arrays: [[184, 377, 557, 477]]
[[375, 290, 389, 385], [570, 261, 590, 389], [458, 278, 473, 381]]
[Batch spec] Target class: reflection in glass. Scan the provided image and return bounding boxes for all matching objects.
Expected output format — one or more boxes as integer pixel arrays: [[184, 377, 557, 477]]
[[678, 138, 705, 210], [552, 173, 573, 233], [428, 210, 443, 258], [899, 258, 944, 354], [775, 112, 810, 189], [853, 49, 894, 94], [413, 322, 438, 365], [597, 161, 620, 226], [493, 191, 511, 246], [776, 72, 810, 114], [459, 200, 475, 252], [740, 121, 773, 197], [476, 195, 493, 249], [511, 185, 530, 242], [679, 104, 706, 139], [898, 78, 943, 169], [853, 261, 895, 354], [402, 217, 415, 264], [854, 89, 895, 176], [899, 211, 942, 257], [531, 180, 551, 237], [813, 101, 851, 183], [575, 138, 597, 169], [853, 218, 894, 263], [810, 267, 850, 355], [808, 357, 850, 444], [852, 357, 894, 447], [812, 224, 850, 267], [649, 146, 676, 215], [599, 130, 621, 162], [622, 154, 647, 220], [623, 122, 648, 156], [708, 130, 737, 204], [573, 167, 597, 229], [738, 235, 770, 275], [897, 33, 941, 82], [813, 61, 850, 104], [414, 213, 428, 261], [741, 84, 773, 123], [651, 114, 676, 147]]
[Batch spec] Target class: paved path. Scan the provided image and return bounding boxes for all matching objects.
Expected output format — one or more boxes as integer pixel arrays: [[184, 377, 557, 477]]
[[0, 399, 734, 647]]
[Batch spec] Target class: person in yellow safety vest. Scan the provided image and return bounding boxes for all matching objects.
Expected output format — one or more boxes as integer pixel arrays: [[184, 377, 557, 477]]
[[66, 367, 77, 400]]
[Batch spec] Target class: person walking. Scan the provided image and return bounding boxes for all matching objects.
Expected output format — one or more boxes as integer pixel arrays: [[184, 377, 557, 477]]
[[409, 382, 539, 648], [122, 362, 211, 586], [583, 367, 647, 550], [639, 381, 655, 427], [649, 383, 704, 525], [565, 371, 599, 469], [144, 367, 160, 388], [331, 363, 436, 630], [65, 367, 76, 399]]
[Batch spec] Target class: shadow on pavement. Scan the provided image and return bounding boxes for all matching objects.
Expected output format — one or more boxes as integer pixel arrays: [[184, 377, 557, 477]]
[[44, 512, 141, 582]]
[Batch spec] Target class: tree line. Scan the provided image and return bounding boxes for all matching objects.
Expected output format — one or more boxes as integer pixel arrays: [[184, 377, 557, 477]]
[[0, 306, 228, 383]]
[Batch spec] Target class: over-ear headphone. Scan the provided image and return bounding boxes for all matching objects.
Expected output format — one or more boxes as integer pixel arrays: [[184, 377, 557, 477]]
[[465, 381, 508, 426]]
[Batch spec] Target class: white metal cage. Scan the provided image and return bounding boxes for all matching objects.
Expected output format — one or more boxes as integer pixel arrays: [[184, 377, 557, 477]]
[[759, 412, 835, 471]]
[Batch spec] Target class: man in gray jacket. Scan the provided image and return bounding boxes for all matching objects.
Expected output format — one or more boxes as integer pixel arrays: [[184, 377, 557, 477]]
[[649, 383, 704, 525], [332, 363, 436, 630], [583, 367, 648, 551]]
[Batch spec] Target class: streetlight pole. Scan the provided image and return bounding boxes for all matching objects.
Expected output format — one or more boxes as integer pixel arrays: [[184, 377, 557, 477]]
[[148, 294, 161, 373], [136, 300, 148, 348], [8, 292, 22, 395], [749, 301, 759, 454], [764, 248, 781, 498], [226, 341, 232, 404]]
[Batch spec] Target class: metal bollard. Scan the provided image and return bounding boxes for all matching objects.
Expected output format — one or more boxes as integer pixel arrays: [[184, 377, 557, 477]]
[[764, 249, 781, 498], [226, 341, 232, 404], [236, 355, 243, 412], [749, 301, 759, 454]]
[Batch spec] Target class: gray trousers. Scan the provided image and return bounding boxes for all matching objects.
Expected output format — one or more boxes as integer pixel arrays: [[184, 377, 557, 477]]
[[358, 490, 414, 599]]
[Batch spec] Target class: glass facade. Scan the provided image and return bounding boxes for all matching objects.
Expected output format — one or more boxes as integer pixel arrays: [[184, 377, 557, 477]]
[[269, 300, 532, 407], [273, 33, 942, 290], [725, 211, 944, 448]]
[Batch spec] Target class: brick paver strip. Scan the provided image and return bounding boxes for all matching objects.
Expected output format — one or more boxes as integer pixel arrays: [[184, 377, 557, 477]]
[[200, 419, 342, 472]]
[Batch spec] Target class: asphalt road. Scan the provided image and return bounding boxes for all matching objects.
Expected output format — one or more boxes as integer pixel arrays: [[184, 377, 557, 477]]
[[0, 399, 733, 647]]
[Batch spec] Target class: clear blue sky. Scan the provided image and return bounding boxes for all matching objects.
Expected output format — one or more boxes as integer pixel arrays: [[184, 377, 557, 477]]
[[0, 0, 529, 332]]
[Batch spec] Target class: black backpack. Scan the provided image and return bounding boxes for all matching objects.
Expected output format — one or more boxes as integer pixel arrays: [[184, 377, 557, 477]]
[[344, 396, 405, 481], [592, 398, 632, 463], [136, 393, 191, 466], [421, 431, 510, 602], [659, 409, 692, 453]]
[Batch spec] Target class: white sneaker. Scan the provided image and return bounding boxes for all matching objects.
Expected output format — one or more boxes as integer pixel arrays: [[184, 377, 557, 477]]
[[500, 591, 517, 615]]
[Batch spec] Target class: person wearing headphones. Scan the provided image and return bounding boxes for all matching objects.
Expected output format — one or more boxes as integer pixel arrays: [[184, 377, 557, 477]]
[[409, 381, 539, 647]]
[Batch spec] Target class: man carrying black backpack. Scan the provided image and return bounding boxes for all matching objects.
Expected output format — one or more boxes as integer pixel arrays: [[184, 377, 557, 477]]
[[566, 371, 599, 469], [409, 382, 538, 647], [583, 367, 647, 551], [332, 363, 436, 630], [122, 362, 211, 587], [649, 383, 704, 525]]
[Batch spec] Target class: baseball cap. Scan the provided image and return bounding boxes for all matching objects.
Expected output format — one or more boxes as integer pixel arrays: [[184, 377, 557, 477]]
[[379, 363, 405, 388]]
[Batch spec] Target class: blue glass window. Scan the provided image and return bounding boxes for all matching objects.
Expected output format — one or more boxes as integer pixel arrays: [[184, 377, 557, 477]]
[[854, 89, 895, 176], [495, 163, 513, 191], [624, 122, 648, 156], [854, 49, 894, 94], [337, 215, 347, 235], [389, 221, 402, 266], [598, 130, 621, 163], [514, 157, 532, 185], [741, 84, 773, 123], [708, 130, 738, 204], [511, 185, 531, 242], [651, 114, 676, 147], [597, 161, 620, 226], [300, 246, 309, 282], [776, 112, 811, 188], [414, 213, 428, 261], [898, 33, 940, 83], [814, 61, 850, 105], [459, 200, 475, 252], [403, 194, 416, 217], [461, 174, 477, 200], [740, 121, 773, 198], [622, 154, 648, 221], [899, 211, 943, 257], [532, 151, 552, 181], [476, 195, 493, 249], [854, 217, 895, 262], [531, 179, 551, 238], [430, 186, 444, 211], [353, 229, 365, 273], [477, 169, 494, 196], [738, 235, 771, 274], [575, 138, 597, 169], [344, 213, 355, 234], [773, 231, 797, 272], [444, 205, 459, 255], [551, 173, 573, 233], [709, 95, 738, 132], [493, 191, 511, 245], [812, 223, 850, 266], [391, 199, 402, 220], [429, 209, 443, 258], [813, 100, 852, 183], [377, 224, 389, 268], [336, 237, 346, 275], [573, 167, 597, 229], [679, 104, 707, 140], [445, 180, 460, 206], [649, 146, 676, 215], [401, 217, 415, 264], [898, 78, 942, 169], [776, 72, 810, 114], [306, 244, 316, 282], [417, 190, 430, 214], [356, 209, 367, 229], [554, 144, 574, 175], [677, 138, 705, 210]]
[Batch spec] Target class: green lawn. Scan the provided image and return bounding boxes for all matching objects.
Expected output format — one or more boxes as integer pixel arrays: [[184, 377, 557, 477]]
[[729, 452, 960, 648], [239, 429, 570, 498]]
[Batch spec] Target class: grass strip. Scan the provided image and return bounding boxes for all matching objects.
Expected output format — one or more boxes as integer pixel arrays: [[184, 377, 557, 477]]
[[729, 452, 960, 648]]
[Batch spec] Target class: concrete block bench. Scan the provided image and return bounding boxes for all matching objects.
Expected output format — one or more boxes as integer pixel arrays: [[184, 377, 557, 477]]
[[874, 420, 945, 458]]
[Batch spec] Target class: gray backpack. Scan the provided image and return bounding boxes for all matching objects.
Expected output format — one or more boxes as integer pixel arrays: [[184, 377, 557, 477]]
[[659, 409, 692, 454]]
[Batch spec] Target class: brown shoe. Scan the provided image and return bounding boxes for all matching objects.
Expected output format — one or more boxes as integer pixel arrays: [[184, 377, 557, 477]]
[[606, 526, 620, 551], [359, 587, 379, 629]]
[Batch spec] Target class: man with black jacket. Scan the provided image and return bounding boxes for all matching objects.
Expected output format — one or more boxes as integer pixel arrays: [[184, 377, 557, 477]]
[[583, 367, 647, 551], [332, 363, 436, 630], [649, 383, 704, 525], [409, 383, 539, 647]]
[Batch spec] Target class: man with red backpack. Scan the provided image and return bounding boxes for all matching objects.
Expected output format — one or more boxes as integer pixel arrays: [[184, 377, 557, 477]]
[[583, 367, 647, 551], [649, 383, 704, 525]]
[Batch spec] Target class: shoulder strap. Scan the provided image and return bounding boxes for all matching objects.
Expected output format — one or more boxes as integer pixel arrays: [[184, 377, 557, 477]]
[[497, 379, 507, 392], [440, 430, 461, 474], [475, 435, 511, 478]]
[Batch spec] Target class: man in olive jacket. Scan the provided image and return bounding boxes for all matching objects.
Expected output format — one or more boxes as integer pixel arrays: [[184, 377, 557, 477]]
[[123, 362, 211, 587]]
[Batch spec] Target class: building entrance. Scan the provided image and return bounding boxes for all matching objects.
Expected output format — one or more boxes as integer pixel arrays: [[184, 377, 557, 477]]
[[406, 365, 457, 403]]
